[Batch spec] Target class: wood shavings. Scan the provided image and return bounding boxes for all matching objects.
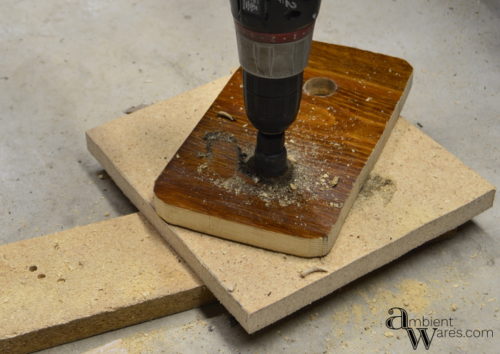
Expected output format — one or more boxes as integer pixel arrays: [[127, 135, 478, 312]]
[[216, 111, 235, 122], [300, 267, 328, 278], [197, 163, 208, 174], [97, 172, 108, 180], [124, 104, 149, 114]]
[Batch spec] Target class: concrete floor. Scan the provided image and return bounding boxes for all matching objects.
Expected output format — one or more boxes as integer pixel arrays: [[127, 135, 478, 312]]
[[1, 0, 498, 353]]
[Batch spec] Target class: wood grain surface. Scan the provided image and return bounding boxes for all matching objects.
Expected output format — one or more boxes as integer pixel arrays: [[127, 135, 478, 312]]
[[154, 41, 413, 256]]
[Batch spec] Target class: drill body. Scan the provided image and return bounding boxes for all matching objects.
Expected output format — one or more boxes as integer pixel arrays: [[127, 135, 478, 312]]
[[230, 0, 321, 178]]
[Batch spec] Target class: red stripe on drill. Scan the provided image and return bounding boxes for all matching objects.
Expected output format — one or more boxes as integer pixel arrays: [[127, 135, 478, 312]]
[[235, 22, 315, 44]]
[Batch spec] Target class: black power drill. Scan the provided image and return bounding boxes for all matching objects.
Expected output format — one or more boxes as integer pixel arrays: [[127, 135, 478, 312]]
[[230, 0, 322, 178]]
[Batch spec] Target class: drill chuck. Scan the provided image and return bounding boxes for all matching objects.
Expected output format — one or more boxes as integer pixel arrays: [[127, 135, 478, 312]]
[[230, 0, 322, 178], [243, 71, 302, 134]]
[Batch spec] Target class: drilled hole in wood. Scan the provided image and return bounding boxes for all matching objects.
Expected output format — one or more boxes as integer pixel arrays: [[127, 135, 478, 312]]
[[37, 274, 46, 279], [29, 265, 37, 272], [303, 77, 337, 97]]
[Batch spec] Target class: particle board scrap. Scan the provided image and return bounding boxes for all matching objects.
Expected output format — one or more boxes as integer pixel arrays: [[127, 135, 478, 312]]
[[0, 214, 213, 354], [86, 77, 495, 333], [153, 42, 413, 257]]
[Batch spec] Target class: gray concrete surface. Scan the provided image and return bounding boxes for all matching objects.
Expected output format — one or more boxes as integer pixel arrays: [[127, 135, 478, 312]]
[[1, 0, 498, 353]]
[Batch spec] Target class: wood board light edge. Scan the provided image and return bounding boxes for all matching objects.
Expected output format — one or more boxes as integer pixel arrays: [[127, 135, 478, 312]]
[[152, 42, 414, 257], [152, 73, 413, 258], [86, 75, 495, 334]]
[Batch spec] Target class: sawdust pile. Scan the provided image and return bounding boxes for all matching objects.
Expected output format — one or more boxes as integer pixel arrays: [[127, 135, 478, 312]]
[[198, 131, 343, 208], [360, 174, 397, 205], [212, 160, 339, 207]]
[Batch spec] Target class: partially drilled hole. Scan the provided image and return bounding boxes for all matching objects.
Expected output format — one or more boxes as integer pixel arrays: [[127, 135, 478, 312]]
[[303, 77, 337, 97]]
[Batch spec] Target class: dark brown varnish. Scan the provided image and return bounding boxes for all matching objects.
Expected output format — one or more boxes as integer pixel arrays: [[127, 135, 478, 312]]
[[154, 41, 413, 247]]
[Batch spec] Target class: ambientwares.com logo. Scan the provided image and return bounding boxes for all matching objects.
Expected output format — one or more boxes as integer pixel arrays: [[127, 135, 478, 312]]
[[386, 307, 494, 350]]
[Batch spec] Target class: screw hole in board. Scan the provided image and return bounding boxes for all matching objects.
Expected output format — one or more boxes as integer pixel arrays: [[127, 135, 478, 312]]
[[303, 77, 337, 97]]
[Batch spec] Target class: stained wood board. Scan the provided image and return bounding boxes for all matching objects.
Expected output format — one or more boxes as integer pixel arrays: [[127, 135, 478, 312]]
[[154, 42, 413, 257], [0, 214, 212, 354], [86, 74, 495, 334]]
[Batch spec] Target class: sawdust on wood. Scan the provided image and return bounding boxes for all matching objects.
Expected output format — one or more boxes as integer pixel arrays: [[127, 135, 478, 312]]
[[300, 267, 328, 278], [196, 131, 345, 208], [216, 111, 236, 122], [360, 174, 397, 205]]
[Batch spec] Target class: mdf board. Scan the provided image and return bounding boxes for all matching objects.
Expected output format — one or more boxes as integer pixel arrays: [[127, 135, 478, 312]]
[[153, 42, 413, 257], [0, 214, 212, 354], [86, 72, 495, 333]]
